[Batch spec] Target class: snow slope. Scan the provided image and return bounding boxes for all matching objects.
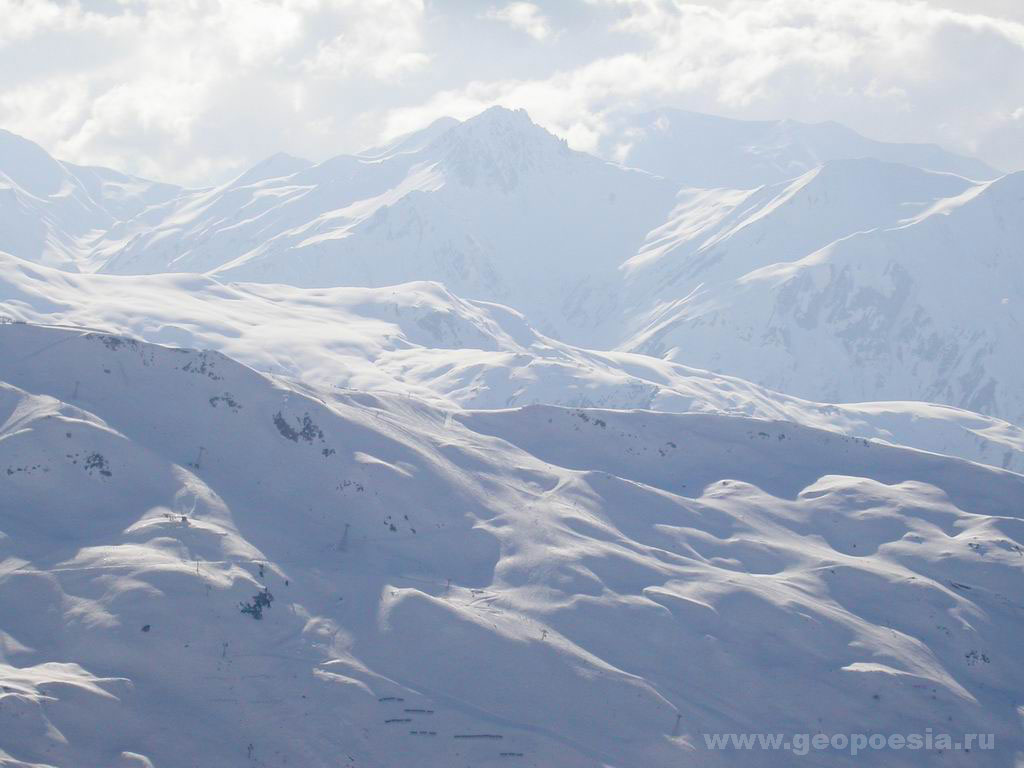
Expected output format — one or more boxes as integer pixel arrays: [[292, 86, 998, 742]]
[[1, 324, 1023, 767], [3, 252, 1024, 476], [623, 158, 975, 282], [87, 113, 1024, 423], [604, 108, 1000, 188], [1, 109, 1020, 426], [0, 130, 181, 272], [95, 108, 675, 345], [623, 167, 1024, 426]]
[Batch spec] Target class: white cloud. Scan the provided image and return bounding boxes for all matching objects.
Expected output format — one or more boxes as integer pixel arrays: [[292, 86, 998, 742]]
[[385, 0, 1024, 173], [0, 0, 431, 183], [1, 0, 1022, 182], [302, 0, 430, 79], [482, 3, 553, 41]]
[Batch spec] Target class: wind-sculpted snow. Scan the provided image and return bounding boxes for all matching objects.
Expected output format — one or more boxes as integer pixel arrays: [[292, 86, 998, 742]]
[[0, 130, 181, 273], [622, 159, 975, 281], [0, 110, 1019, 428], [94, 107, 675, 345], [1, 325, 1023, 766], [3, 253, 1024, 475], [618, 164, 1024, 428]]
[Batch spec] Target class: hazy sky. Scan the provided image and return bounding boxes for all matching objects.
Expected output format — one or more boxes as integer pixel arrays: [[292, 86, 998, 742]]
[[3, 0, 1023, 185]]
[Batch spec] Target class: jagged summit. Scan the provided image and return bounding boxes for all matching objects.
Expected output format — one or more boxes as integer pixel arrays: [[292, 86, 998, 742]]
[[462, 104, 536, 128], [427, 106, 572, 192]]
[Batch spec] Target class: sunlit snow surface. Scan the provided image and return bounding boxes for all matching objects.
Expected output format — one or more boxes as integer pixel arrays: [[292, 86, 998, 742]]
[[4, 109, 1021, 426], [1, 325, 1023, 766], [3, 252, 1023, 476], [2, 107, 1023, 767]]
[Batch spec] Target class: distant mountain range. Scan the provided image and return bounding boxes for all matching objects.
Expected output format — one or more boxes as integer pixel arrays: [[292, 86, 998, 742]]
[[3, 252, 1023, 475], [3, 107, 1024, 768], [2, 108, 1021, 426], [600, 107, 1000, 187]]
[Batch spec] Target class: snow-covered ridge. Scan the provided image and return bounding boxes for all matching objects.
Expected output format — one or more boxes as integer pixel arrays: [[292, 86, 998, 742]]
[[82, 107, 673, 345], [1, 107, 1020, 424], [1, 323, 1022, 766], [623, 166, 1024, 425], [3, 252, 1023, 476], [604, 108, 1001, 188], [0, 129, 182, 272], [623, 158, 975, 277]]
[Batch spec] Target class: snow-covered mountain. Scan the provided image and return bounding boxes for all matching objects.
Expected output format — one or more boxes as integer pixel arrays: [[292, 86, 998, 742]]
[[94, 107, 675, 344], [4, 252, 1023, 475], [3, 105, 1024, 768], [2, 323, 1023, 766], [602, 108, 1001, 188], [622, 163, 1024, 425], [0, 108, 1020, 427], [623, 158, 976, 286], [0, 130, 181, 272]]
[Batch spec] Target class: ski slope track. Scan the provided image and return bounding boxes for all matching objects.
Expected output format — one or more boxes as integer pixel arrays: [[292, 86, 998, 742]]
[[1, 325, 1023, 767]]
